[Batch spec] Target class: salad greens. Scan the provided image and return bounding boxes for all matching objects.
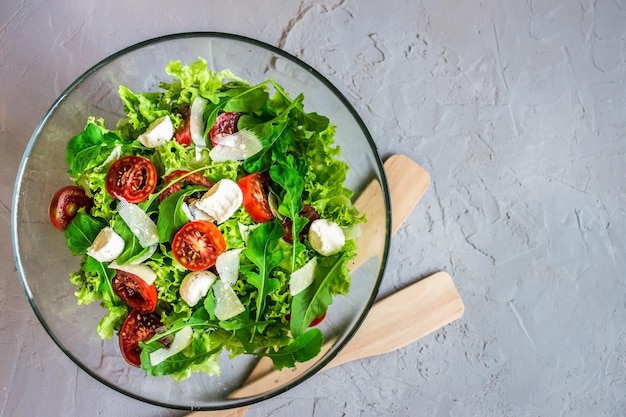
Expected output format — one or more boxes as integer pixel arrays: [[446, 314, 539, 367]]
[[63, 58, 362, 380]]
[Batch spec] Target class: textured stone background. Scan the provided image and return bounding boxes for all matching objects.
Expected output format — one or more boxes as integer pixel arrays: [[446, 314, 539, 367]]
[[1, 0, 625, 416]]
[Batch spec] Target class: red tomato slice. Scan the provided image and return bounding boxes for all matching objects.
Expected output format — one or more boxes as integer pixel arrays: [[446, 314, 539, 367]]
[[112, 270, 158, 313], [209, 112, 241, 146], [48, 185, 93, 231], [160, 169, 212, 201], [106, 156, 158, 203], [174, 106, 192, 146], [119, 310, 162, 367], [238, 172, 274, 223], [172, 220, 227, 271]]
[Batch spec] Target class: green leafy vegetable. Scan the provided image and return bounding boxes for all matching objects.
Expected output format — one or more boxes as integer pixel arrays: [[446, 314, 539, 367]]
[[63, 210, 105, 255], [242, 222, 284, 322], [156, 187, 207, 243], [65, 123, 125, 178], [140, 332, 223, 380], [290, 251, 350, 337], [262, 328, 324, 370], [62, 59, 362, 381], [270, 154, 308, 272]]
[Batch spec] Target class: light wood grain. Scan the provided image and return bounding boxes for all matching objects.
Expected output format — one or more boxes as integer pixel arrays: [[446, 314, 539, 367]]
[[187, 272, 463, 417], [350, 154, 430, 270], [326, 271, 463, 368]]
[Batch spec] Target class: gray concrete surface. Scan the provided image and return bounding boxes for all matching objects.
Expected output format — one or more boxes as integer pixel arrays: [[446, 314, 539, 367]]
[[1, 0, 625, 416]]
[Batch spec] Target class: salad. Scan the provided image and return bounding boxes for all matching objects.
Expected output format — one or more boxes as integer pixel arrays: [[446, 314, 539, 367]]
[[48, 59, 362, 380]]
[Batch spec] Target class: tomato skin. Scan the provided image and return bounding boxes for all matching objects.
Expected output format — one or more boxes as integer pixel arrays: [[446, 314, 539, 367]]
[[160, 169, 212, 201], [105, 156, 158, 203], [119, 310, 162, 367], [112, 270, 158, 313], [238, 172, 274, 223], [172, 221, 227, 271], [174, 106, 193, 146], [309, 312, 327, 327], [49, 185, 93, 231], [209, 112, 241, 146]]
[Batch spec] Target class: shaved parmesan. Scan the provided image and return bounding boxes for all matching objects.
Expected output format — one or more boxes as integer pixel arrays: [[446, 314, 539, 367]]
[[108, 260, 157, 285], [213, 280, 245, 321], [209, 130, 263, 162], [149, 326, 193, 366], [117, 199, 159, 247], [190, 97, 208, 160], [215, 249, 243, 286], [289, 256, 318, 296], [137, 116, 174, 148]]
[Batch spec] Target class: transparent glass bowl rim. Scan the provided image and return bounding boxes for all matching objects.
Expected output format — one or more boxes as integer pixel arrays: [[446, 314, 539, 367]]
[[11, 31, 391, 410]]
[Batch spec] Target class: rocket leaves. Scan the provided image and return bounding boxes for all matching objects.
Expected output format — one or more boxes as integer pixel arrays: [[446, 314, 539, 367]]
[[242, 222, 284, 322]]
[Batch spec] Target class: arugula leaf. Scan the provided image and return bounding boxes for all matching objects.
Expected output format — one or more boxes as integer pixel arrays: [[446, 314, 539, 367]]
[[111, 215, 146, 264], [66, 123, 124, 178], [63, 210, 105, 255], [156, 187, 200, 243], [145, 307, 214, 344], [269, 155, 308, 272], [222, 85, 269, 114], [290, 252, 349, 337], [268, 80, 329, 132], [260, 328, 323, 370], [242, 222, 284, 322], [82, 255, 119, 310], [204, 82, 270, 136], [243, 122, 292, 173]]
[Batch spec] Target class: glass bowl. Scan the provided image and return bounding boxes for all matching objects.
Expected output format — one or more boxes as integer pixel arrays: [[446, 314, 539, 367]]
[[11, 32, 390, 410]]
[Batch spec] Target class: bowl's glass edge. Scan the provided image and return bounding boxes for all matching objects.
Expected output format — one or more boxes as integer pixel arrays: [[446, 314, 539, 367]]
[[10, 31, 392, 411]]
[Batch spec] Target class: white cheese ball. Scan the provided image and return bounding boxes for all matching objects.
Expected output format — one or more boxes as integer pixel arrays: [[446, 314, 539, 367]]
[[86, 227, 125, 262], [193, 179, 243, 224], [179, 270, 217, 307], [308, 219, 346, 256]]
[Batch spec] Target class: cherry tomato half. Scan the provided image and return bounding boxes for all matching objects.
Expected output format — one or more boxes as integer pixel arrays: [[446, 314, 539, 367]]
[[119, 310, 162, 367], [49, 185, 93, 231], [160, 169, 212, 201], [105, 155, 157, 203], [112, 270, 158, 313], [174, 106, 192, 146], [209, 112, 241, 146], [238, 172, 274, 223], [172, 220, 227, 271]]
